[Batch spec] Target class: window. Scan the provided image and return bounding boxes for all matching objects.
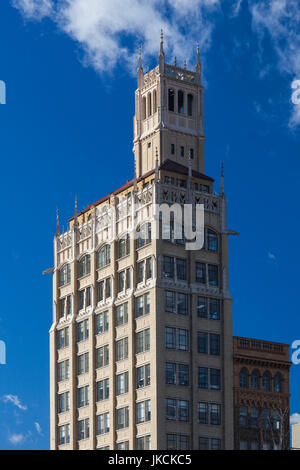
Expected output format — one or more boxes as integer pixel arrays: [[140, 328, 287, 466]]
[[96, 378, 109, 402], [98, 278, 111, 302], [78, 418, 89, 441], [58, 424, 70, 445], [177, 177, 186, 187], [176, 258, 187, 280], [97, 412, 109, 435], [189, 148, 194, 159], [210, 334, 220, 355], [273, 410, 281, 430], [207, 229, 218, 252], [116, 407, 129, 430], [137, 400, 151, 423], [77, 352, 89, 375], [97, 245, 110, 269], [196, 263, 206, 283], [136, 293, 150, 318], [153, 89, 157, 113], [165, 291, 188, 315], [118, 234, 130, 259], [187, 93, 193, 116], [197, 297, 220, 320], [199, 437, 221, 450], [239, 369, 248, 388], [142, 96, 146, 120], [137, 364, 150, 388], [77, 319, 89, 342], [138, 260, 144, 283], [167, 434, 189, 450], [117, 372, 129, 395], [96, 345, 109, 368], [59, 295, 72, 318], [251, 370, 259, 389], [58, 360, 70, 382], [200, 184, 209, 193], [163, 256, 174, 278], [58, 392, 70, 413], [79, 255, 90, 278], [250, 408, 259, 428], [59, 264, 71, 287], [147, 93, 152, 117], [118, 271, 125, 293], [198, 402, 208, 425], [146, 258, 152, 280], [210, 404, 221, 425], [273, 373, 281, 392], [57, 327, 69, 349], [165, 327, 188, 351], [168, 88, 175, 112], [262, 409, 271, 429], [166, 399, 189, 422], [165, 175, 174, 185], [78, 385, 89, 408], [79, 287, 91, 310], [198, 332, 220, 355], [240, 441, 248, 450], [137, 222, 151, 248], [178, 90, 184, 114], [137, 435, 151, 450], [208, 265, 218, 287], [95, 310, 109, 334], [180, 146, 184, 157], [171, 144, 175, 155], [116, 302, 128, 326], [198, 368, 221, 390], [262, 372, 271, 391], [117, 441, 129, 450], [136, 329, 150, 354], [116, 337, 128, 361], [165, 363, 189, 386], [239, 406, 248, 426]]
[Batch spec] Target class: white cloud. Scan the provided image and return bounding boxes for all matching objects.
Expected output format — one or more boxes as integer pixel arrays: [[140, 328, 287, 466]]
[[231, 0, 243, 18], [2, 394, 27, 411], [12, 0, 53, 20], [268, 251, 276, 261], [34, 422, 42, 434], [291, 413, 300, 425], [12, 0, 221, 74], [8, 433, 26, 444], [248, 0, 300, 126]]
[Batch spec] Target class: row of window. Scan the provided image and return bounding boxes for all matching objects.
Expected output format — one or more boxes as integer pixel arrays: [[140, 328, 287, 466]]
[[170, 144, 195, 160], [163, 257, 219, 283], [239, 406, 281, 430], [239, 368, 282, 392], [168, 88, 194, 116]]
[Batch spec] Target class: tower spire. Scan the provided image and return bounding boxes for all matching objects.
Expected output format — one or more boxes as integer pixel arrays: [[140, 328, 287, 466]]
[[74, 195, 78, 227], [195, 40, 201, 78], [220, 161, 224, 194], [159, 29, 165, 73], [56, 206, 60, 236], [137, 45, 143, 88]]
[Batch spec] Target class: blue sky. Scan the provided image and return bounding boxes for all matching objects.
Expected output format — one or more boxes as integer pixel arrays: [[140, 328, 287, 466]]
[[1, 0, 300, 449]]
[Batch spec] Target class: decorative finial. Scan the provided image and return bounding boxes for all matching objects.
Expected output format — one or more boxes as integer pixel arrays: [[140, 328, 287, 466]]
[[174, 56, 177, 67], [74, 195, 78, 226], [56, 206, 60, 236], [184, 60, 187, 70], [138, 45, 142, 69], [196, 40, 201, 75], [220, 161, 224, 194], [159, 29, 165, 56]]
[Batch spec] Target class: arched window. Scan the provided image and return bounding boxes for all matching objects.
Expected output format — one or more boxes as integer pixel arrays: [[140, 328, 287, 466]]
[[142, 97, 146, 120], [137, 222, 151, 249], [118, 234, 130, 259], [273, 410, 281, 430], [153, 90, 157, 113], [207, 229, 218, 252], [147, 93, 152, 117], [97, 245, 111, 269], [250, 370, 259, 390], [59, 264, 71, 287], [168, 89, 175, 112], [239, 368, 248, 388], [79, 255, 91, 278], [262, 372, 271, 391], [187, 93, 193, 116], [273, 373, 281, 393], [178, 90, 184, 114]]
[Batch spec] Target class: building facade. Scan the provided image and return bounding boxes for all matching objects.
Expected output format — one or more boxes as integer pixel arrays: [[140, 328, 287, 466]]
[[49, 35, 236, 450], [233, 336, 291, 450]]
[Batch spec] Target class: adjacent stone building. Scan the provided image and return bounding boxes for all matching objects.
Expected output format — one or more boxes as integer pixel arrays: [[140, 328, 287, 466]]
[[49, 35, 237, 450], [233, 336, 291, 450]]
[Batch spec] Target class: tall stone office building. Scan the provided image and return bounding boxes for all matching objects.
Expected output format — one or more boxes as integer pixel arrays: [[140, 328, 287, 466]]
[[49, 35, 235, 450]]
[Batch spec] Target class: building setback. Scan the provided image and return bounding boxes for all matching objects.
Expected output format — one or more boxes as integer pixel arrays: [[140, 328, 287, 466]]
[[233, 336, 291, 450], [49, 34, 236, 450]]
